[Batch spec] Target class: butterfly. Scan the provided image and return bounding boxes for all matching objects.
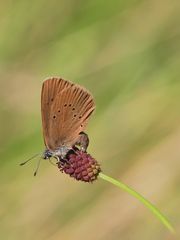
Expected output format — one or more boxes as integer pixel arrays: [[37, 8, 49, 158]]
[[41, 77, 95, 161]]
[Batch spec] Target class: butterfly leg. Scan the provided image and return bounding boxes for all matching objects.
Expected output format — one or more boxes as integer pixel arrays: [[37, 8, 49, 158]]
[[75, 132, 89, 152]]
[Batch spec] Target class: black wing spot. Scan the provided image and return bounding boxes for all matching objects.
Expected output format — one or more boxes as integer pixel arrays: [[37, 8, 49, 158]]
[[79, 116, 82, 119], [72, 108, 75, 111], [64, 104, 67, 107], [51, 98, 53, 101], [74, 114, 77, 117], [69, 104, 72, 107], [53, 115, 56, 119], [58, 110, 60, 113], [81, 124, 83, 127]]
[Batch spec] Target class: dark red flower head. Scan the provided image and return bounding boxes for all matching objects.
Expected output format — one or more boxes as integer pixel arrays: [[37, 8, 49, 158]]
[[58, 150, 101, 182]]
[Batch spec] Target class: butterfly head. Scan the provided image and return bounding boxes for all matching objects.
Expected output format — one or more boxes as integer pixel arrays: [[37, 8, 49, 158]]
[[42, 149, 53, 159]]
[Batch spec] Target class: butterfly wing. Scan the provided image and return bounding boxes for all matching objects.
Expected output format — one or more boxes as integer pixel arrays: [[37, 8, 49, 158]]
[[41, 77, 74, 149], [41, 77, 95, 150]]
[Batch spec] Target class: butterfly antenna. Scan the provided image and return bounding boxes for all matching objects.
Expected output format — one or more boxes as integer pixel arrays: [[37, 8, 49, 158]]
[[20, 153, 40, 166], [34, 157, 42, 176]]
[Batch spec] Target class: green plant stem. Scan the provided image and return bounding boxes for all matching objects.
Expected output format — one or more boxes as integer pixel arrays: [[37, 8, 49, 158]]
[[99, 172, 175, 234]]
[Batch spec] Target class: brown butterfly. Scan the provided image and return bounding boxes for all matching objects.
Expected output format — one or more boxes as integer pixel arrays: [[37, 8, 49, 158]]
[[20, 77, 95, 174], [41, 77, 95, 161]]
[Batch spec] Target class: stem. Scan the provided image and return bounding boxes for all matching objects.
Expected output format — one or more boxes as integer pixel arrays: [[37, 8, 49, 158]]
[[99, 172, 175, 234]]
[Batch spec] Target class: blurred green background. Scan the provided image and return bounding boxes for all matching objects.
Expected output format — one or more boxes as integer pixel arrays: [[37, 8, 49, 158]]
[[0, 0, 180, 239]]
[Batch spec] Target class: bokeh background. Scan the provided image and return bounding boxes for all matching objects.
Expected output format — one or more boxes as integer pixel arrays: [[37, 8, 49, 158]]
[[0, 0, 180, 239]]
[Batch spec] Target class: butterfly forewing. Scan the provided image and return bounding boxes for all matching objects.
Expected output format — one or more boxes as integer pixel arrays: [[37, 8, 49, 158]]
[[41, 77, 75, 149], [41, 77, 95, 151]]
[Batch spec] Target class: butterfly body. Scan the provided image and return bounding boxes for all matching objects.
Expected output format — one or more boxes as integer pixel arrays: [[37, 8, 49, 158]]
[[42, 146, 72, 160]]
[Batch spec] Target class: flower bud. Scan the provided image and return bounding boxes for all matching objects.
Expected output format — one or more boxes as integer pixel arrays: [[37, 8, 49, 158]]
[[58, 150, 101, 182]]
